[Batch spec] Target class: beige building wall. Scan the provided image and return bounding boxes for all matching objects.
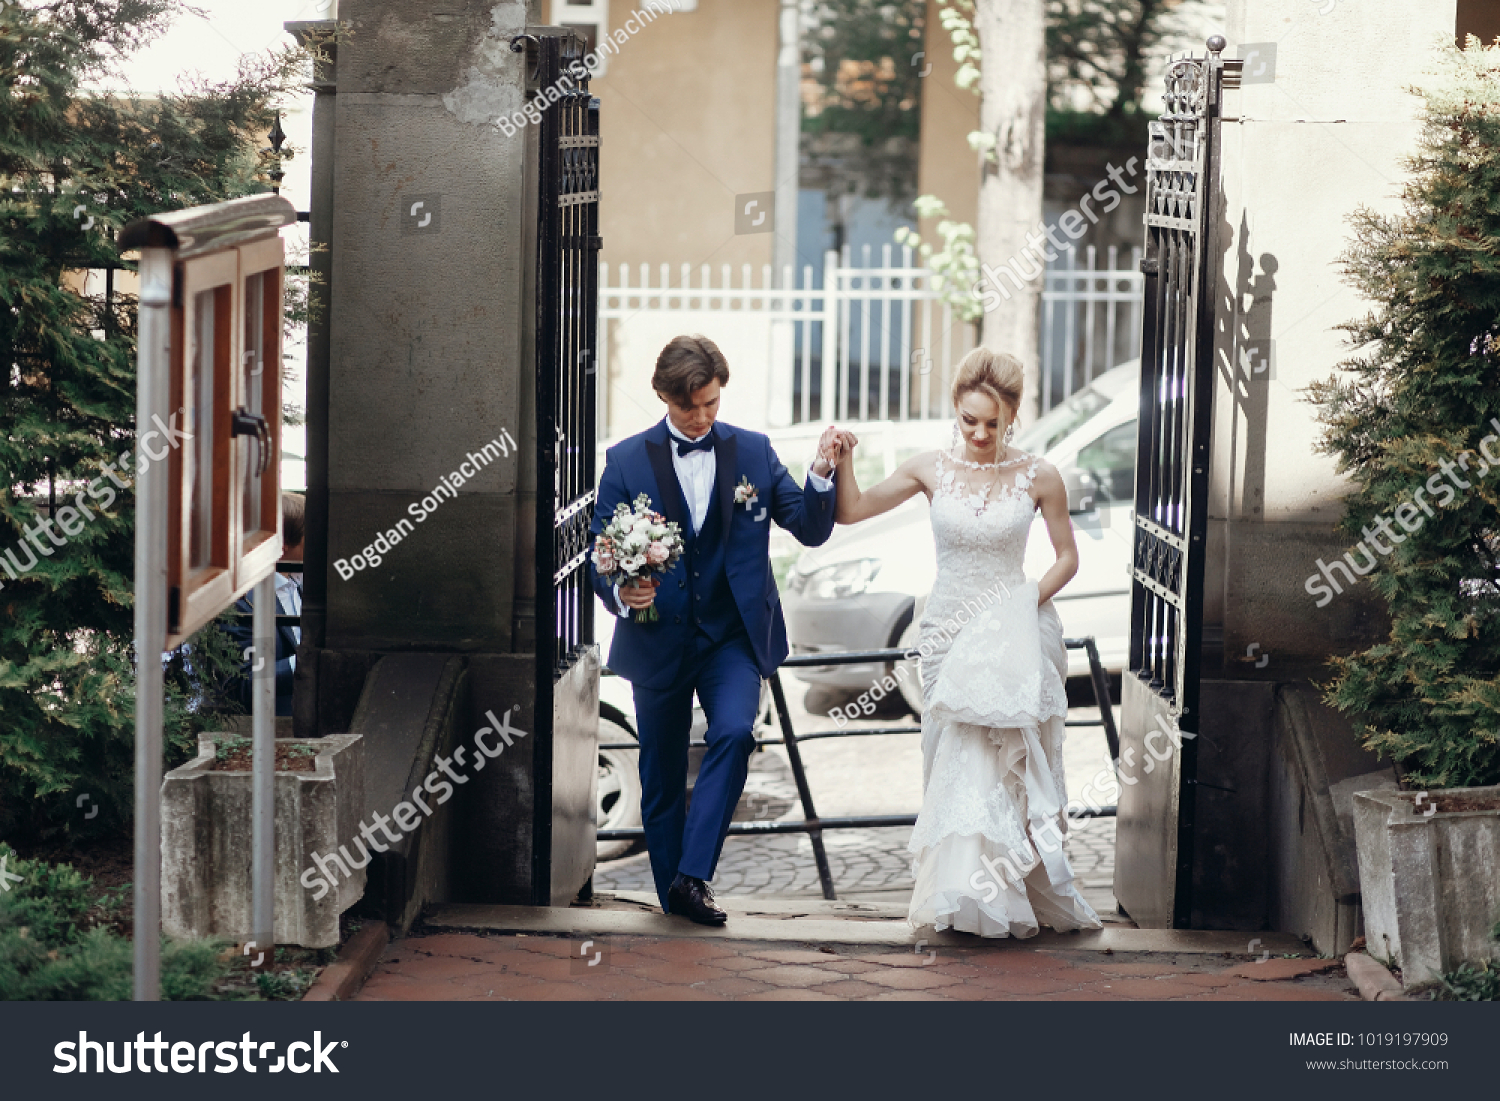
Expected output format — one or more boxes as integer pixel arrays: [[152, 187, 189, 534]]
[[551, 0, 779, 272], [547, 0, 780, 437], [915, 0, 980, 239], [1208, 0, 1457, 668]]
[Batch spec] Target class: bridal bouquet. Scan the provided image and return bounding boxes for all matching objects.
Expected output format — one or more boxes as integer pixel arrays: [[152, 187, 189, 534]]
[[591, 493, 684, 622]]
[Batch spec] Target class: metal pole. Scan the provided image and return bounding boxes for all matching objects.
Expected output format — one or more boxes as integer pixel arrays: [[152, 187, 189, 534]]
[[251, 573, 276, 967], [1085, 637, 1121, 763], [772, 0, 800, 280], [132, 249, 172, 1001], [289, 20, 338, 659], [766, 673, 836, 900]]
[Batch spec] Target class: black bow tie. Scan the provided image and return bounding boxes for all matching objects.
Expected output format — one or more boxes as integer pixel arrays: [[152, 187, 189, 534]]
[[675, 432, 716, 457]]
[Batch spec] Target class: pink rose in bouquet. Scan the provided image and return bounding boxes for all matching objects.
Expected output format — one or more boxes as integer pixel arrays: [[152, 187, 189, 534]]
[[592, 493, 686, 622]]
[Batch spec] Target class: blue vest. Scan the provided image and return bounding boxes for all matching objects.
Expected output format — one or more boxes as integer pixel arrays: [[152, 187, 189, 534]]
[[683, 477, 742, 645]]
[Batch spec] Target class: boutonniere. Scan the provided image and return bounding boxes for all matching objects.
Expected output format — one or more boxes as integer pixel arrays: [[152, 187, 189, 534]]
[[734, 475, 759, 507]]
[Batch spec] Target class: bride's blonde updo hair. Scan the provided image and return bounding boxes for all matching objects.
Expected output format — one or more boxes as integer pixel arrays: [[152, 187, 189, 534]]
[[952, 347, 1024, 421]]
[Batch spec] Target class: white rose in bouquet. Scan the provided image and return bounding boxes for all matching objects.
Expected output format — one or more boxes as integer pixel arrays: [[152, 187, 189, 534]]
[[593, 493, 686, 622]]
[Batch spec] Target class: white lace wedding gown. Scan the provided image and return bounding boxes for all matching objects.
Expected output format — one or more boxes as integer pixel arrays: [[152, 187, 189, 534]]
[[906, 449, 1103, 937]]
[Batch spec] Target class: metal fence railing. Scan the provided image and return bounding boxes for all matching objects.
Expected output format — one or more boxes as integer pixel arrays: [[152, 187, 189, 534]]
[[598, 636, 1120, 901], [597, 245, 1143, 431]]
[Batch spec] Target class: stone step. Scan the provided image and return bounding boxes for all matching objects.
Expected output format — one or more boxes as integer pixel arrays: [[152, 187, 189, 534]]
[[421, 901, 1311, 956]]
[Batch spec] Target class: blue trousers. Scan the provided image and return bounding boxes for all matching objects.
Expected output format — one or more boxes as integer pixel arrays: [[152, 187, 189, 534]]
[[630, 628, 762, 912]]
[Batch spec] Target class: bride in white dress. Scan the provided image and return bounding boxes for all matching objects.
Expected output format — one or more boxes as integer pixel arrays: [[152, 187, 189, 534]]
[[831, 348, 1102, 937]]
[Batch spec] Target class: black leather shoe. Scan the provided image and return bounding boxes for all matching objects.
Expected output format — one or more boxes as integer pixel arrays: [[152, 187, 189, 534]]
[[667, 873, 728, 925]]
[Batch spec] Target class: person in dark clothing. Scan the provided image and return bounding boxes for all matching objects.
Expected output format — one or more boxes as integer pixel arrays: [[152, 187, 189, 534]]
[[224, 493, 305, 717]]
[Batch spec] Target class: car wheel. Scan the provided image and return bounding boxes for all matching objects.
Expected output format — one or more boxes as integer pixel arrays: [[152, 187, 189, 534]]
[[597, 716, 644, 862], [896, 615, 925, 716]]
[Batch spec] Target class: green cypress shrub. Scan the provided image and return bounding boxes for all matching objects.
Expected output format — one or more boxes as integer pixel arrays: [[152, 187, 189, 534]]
[[1310, 37, 1500, 789], [0, 1, 316, 842]]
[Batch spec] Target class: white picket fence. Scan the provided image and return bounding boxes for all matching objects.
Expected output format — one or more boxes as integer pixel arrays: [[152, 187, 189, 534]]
[[596, 242, 1142, 437]]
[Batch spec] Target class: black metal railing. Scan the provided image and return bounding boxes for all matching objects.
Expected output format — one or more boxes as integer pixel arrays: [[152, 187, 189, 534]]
[[528, 30, 600, 677], [1129, 44, 1223, 711], [519, 29, 601, 908], [598, 637, 1120, 901]]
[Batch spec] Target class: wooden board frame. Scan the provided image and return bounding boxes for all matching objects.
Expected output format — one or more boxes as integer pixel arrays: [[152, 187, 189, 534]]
[[168, 251, 237, 645], [235, 235, 286, 587], [164, 236, 285, 648]]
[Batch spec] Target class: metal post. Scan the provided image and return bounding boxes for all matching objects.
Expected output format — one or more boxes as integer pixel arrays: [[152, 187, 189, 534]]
[[767, 673, 837, 900], [772, 0, 799, 280], [820, 250, 838, 423], [1085, 637, 1121, 764], [251, 573, 276, 967], [288, 20, 338, 659], [132, 249, 172, 1001]]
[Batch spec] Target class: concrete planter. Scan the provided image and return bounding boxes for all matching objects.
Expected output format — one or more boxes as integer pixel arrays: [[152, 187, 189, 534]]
[[1352, 784, 1500, 984], [162, 733, 365, 949]]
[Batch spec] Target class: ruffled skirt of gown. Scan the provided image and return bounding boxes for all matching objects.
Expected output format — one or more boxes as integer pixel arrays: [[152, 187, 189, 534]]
[[907, 580, 1103, 937]]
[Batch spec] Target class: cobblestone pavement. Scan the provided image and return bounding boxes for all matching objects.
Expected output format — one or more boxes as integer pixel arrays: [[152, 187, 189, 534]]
[[595, 677, 1122, 916], [354, 932, 1358, 1002], [595, 818, 1119, 916]]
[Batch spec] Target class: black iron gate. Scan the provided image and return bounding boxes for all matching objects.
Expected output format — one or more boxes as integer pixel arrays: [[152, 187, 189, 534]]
[[1116, 37, 1233, 928], [517, 29, 601, 906]]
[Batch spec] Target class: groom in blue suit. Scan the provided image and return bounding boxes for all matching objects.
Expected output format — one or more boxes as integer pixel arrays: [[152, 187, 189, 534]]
[[590, 334, 845, 924]]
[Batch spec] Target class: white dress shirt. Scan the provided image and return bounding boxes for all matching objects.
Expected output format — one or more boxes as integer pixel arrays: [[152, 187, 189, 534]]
[[612, 419, 834, 615], [667, 419, 719, 534]]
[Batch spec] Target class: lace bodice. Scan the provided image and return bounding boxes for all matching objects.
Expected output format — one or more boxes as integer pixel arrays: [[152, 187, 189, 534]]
[[928, 449, 1041, 599]]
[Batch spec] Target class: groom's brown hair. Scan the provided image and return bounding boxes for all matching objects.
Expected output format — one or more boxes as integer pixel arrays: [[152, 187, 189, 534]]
[[653, 334, 730, 405]]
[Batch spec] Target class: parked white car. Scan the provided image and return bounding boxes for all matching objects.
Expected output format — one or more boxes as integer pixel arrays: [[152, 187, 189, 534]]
[[784, 361, 1140, 698]]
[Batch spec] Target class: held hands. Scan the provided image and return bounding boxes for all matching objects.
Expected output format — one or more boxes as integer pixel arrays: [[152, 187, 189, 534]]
[[620, 576, 660, 610], [813, 426, 860, 476]]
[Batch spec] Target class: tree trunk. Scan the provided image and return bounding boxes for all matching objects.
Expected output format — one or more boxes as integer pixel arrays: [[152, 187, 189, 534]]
[[973, 0, 1047, 423]]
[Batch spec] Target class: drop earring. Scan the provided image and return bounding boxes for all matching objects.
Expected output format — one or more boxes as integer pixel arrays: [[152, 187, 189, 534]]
[[1004, 421, 1015, 446], [951, 420, 961, 451]]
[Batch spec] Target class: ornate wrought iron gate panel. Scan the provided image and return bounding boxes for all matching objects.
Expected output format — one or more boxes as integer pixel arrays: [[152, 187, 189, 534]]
[[1116, 38, 1230, 928], [518, 29, 601, 905]]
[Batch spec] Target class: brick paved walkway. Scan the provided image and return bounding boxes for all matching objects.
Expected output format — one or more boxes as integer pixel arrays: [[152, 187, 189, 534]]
[[352, 931, 1357, 1002]]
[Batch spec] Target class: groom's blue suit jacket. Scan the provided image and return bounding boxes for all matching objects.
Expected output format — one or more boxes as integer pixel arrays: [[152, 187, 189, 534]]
[[589, 418, 837, 690]]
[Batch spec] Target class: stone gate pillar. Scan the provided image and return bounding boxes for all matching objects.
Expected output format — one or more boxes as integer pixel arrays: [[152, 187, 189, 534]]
[[296, 1, 595, 917]]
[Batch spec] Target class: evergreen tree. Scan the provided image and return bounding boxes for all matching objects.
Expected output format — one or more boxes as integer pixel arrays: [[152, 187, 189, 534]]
[[1310, 38, 1500, 789], [0, 0, 312, 843]]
